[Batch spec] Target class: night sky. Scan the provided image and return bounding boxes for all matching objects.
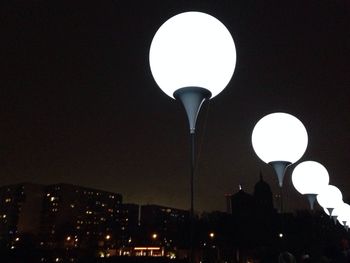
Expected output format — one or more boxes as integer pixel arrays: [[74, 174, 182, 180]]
[[1, 0, 350, 212]]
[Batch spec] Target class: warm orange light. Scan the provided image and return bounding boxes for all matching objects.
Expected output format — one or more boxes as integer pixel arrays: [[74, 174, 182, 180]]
[[106, 234, 111, 240], [209, 232, 215, 238], [152, 233, 158, 239], [134, 247, 161, 250]]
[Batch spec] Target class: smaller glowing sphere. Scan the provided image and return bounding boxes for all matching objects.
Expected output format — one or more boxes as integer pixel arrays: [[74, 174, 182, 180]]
[[251, 112, 308, 164], [324, 202, 345, 217], [149, 11, 236, 99], [292, 161, 329, 195], [336, 203, 350, 226], [317, 185, 343, 209]]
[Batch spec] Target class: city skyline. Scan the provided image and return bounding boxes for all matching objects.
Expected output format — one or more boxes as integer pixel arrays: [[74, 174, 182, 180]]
[[1, 0, 350, 212]]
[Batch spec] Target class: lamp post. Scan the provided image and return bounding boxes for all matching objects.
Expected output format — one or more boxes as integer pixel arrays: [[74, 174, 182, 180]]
[[336, 204, 350, 230], [324, 202, 345, 224], [291, 161, 329, 210], [251, 112, 308, 188], [149, 11, 236, 263], [316, 185, 343, 216]]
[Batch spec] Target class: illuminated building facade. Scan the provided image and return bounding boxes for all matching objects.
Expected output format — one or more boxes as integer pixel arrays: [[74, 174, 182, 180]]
[[0, 183, 189, 260], [0, 183, 44, 239], [119, 203, 140, 247], [40, 183, 123, 253], [118, 204, 189, 259], [139, 205, 189, 248]]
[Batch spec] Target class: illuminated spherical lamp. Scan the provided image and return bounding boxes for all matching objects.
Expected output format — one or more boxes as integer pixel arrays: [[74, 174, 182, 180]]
[[317, 185, 343, 215], [323, 202, 349, 225], [149, 11, 236, 133], [150, 11, 236, 99], [251, 112, 308, 187], [291, 161, 329, 209], [336, 203, 350, 229]]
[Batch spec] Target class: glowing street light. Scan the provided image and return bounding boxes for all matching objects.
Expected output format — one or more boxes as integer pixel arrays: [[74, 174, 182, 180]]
[[150, 11, 236, 106], [324, 202, 346, 223], [335, 203, 350, 229], [152, 233, 158, 240], [317, 185, 343, 215], [149, 11, 236, 263], [251, 112, 308, 187], [291, 161, 329, 209]]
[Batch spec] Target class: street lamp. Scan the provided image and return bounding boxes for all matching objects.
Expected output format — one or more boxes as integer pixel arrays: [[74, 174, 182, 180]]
[[335, 203, 350, 229], [291, 161, 329, 210], [324, 202, 345, 224], [251, 112, 308, 187], [149, 11, 236, 263], [317, 185, 343, 216]]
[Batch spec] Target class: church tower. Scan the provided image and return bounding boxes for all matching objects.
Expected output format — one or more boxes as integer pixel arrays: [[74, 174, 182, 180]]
[[253, 172, 274, 211]]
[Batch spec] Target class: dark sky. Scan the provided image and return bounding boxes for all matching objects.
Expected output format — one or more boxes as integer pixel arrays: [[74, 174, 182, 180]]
[[1, 0, 350, 212]]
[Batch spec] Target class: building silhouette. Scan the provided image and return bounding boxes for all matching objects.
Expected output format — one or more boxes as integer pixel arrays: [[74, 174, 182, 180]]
[[254, 172, 274, 212], [227, 173, 275, 215]]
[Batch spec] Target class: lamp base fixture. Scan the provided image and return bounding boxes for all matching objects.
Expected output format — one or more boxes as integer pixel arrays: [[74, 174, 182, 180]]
[[305, 194, 317, 210], [326, 208, 334, 217], [174, 87, 212, 134], [268, 161, 292, 187]]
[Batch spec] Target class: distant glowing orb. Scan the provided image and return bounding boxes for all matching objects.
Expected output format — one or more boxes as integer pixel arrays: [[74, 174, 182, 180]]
[[251, 112, 308, 164], [292, 161, 329, 195]]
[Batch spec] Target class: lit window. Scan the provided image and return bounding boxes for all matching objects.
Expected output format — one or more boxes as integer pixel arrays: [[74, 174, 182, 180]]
[[5, 198, 11, 203]]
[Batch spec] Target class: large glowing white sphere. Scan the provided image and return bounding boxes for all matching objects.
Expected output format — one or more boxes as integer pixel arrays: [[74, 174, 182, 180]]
[[291, 161, 329, 195], [251, 113, 308, 164], [317, 185, 343, 209], [149, 11, 236, 99]]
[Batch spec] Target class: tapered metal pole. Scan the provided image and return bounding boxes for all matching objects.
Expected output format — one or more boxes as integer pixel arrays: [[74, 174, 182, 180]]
[[190, 132, 195, 263], [173, 86, 211, 263]]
